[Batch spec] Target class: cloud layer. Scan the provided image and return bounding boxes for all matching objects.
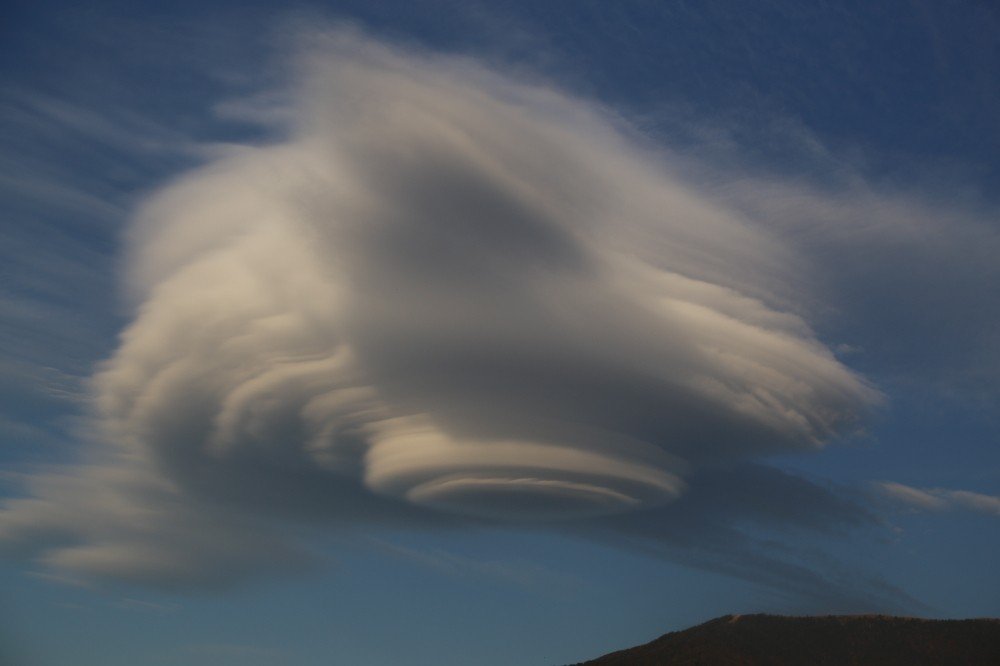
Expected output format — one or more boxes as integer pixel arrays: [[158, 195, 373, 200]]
[[1, 30, 886, 595]]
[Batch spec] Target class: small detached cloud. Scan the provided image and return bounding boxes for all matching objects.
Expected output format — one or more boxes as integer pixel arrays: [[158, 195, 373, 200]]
[[873, 481, 1000, 517]]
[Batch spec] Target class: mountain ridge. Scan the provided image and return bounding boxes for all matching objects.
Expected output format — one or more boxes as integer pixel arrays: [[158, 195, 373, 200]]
[[572, 613, 1000, 665]]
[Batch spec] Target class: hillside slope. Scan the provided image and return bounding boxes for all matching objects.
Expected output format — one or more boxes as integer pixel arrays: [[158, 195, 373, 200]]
[[575, 614, 1000, 665]]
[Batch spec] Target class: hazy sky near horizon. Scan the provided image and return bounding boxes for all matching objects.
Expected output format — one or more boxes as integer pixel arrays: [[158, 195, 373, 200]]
[[1, 2, 999, 664]]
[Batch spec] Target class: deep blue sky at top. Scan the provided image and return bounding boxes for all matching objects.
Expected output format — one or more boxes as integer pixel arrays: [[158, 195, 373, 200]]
[[0, 2, 998, 665], [4, 0, 998, 181]]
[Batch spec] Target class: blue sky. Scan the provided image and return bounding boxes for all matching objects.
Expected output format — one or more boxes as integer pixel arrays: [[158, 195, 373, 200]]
[[1, 2, 998, 664]]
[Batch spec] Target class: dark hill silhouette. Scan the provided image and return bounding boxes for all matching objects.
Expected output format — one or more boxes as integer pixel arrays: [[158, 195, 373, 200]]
[[574, 613, 1000, 665]]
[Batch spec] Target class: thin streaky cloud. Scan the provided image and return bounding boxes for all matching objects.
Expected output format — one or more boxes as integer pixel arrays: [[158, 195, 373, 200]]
[[875, 481, 1000, 517]]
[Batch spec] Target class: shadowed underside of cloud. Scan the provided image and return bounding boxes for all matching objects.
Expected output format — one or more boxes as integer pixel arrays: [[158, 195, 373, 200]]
[[0, 29, 896, 600]]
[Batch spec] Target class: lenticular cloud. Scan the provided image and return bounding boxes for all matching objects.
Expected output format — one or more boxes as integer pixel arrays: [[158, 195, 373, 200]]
[[0, 27, 880, 586], [0, 31, 885, 590], [96, 31, 877, 523]]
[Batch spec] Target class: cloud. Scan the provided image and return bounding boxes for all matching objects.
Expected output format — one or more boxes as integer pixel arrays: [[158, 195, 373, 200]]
[[874, 481, 1000, 517], [0, 28, 891, 598], [0, 460, 317, 590]]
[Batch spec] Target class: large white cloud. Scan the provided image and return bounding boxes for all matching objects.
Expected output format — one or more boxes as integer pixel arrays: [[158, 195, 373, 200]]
[[107, 31, 876, 517], [1, 29, 884, 590]]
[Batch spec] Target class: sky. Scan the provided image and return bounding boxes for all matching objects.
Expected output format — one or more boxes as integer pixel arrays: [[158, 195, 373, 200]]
[[0, 1, 998, 664]]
